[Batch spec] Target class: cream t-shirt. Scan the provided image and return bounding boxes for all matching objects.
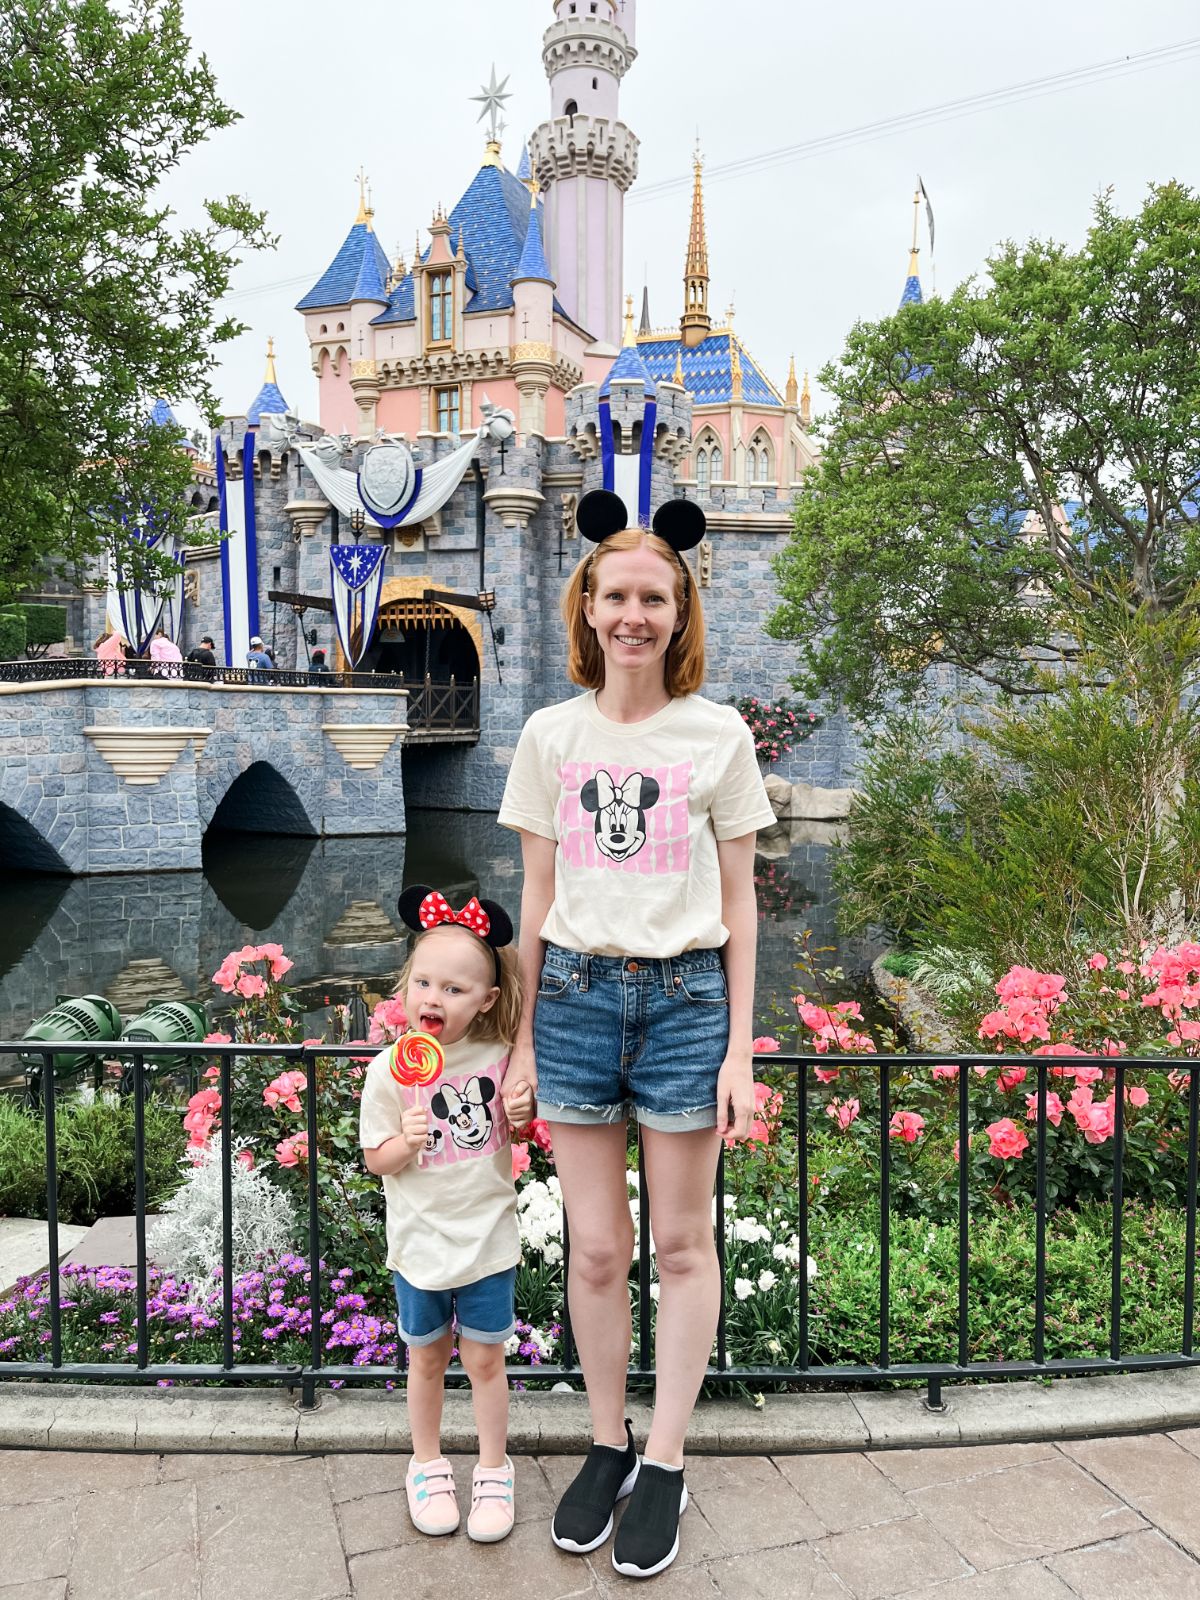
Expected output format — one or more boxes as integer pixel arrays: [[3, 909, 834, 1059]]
[[358, 1035, 520, 1291], [498, 691, 776, 957]]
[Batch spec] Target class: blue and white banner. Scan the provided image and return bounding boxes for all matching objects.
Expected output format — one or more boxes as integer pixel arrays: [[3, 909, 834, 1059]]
[[599, 397, 657, 527], [329, 544, 387, 669], [217, 432, 261, 667], [106, 523, 177, 655]]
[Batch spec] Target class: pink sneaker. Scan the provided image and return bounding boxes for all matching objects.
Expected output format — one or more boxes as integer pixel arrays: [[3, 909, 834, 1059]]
[[467, 1456, 516, 1543], [406, 1456, 460, 1536]]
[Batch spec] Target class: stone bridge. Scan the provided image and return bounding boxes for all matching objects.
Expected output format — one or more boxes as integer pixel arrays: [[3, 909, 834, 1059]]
[[0, 672, 412, 875]]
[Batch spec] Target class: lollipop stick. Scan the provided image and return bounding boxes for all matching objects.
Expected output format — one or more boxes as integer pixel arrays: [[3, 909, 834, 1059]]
[[414, 1082, 424, 1169]]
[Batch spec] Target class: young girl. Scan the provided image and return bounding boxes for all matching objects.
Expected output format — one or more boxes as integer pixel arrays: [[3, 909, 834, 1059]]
[[359, 885, 533, 1544], [498, 490, 775, 1580]]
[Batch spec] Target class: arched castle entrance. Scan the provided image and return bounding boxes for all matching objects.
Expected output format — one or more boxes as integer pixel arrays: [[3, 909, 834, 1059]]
[[338, 576, 482, 684]]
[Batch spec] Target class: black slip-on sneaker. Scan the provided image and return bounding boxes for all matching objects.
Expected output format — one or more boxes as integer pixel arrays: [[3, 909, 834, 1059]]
[[611, 1462, 688, 1579], [551, 1418, 640, 1554]]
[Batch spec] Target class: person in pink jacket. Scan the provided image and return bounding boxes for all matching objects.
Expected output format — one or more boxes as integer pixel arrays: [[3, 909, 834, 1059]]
[[149, 627, 183, 676], [93, 630, 128, 676]]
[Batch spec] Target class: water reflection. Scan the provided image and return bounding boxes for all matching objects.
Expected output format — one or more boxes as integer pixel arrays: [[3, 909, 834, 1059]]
[[0, 812, 881, 1045]]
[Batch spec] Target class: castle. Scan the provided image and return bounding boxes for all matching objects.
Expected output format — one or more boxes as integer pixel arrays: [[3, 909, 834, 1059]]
[[87, 0, 915, 815]]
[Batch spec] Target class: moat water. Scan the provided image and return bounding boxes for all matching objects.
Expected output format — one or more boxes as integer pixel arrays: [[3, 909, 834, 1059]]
[[0, 810, 883, 1054]]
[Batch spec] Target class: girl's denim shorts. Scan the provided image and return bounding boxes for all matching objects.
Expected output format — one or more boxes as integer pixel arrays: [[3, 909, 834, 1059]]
[[532, 943, 729, 1131], [393, 1266, 517, 1347]]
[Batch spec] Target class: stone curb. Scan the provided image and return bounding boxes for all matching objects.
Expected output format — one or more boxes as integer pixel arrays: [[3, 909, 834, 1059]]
[[3, 1367, 1200, 1456]]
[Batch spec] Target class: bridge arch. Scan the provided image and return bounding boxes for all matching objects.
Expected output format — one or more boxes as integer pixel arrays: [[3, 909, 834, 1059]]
[[0, 801, 71, 876], [201, 757, 319, 839]]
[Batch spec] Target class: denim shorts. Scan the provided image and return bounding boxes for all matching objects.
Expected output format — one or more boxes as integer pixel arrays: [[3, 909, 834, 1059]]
[[532, 944, 729, 1131], [393, 1266, 517, 1347]]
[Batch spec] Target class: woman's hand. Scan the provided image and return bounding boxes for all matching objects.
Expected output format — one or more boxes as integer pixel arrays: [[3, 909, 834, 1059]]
[[714, 1053, 754, 1141], [502, 1040, 538, 1125]]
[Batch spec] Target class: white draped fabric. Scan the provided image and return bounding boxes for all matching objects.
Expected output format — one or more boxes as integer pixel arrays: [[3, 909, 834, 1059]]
[[296, 433, 480, 528]]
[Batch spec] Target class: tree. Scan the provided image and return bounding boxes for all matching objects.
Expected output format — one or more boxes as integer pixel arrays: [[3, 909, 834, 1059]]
[[0, 0, 274, 603], [768, 183, 1200, 720]]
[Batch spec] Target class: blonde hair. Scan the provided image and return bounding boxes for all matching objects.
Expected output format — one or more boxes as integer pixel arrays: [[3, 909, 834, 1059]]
[[561, 527, 706, 696], [394, 930, 521, 1047]]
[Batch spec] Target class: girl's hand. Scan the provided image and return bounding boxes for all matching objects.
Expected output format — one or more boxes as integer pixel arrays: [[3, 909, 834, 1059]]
[[502, 1041, 538, 1124], [400, 1104, 429, 1154], [714, 1055, 754, 1141]]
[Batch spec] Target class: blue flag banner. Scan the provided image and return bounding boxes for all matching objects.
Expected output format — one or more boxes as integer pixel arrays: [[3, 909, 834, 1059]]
[[599, 397, 656, 527], [106, 522, 177, 655], [217, 432, 261, 667], [329, 543, 388, 668]]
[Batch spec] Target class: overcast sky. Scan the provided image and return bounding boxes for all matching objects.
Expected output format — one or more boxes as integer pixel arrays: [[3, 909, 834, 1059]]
[[166, 0, 1199, 434]]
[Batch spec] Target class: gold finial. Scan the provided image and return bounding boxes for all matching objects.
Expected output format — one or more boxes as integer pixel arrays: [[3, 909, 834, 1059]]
[[413, 228, 422, 269], [529, 174, 540, 207], [800, 369, 811, 429], [354, 166, 369, 225], [672, 348, 684, 387], [456, 223, 465, 260], [482, 137, 504, 168], [264, 336, 277, 386], [681, 138, 711, 346], [909, 185, 921, 277], [785, 353, 797, 405], [622, 294, 635, 347], [729, 331, 743, 400]]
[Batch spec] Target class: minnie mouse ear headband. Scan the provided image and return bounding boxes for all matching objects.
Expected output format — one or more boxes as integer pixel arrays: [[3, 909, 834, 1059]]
[[575, 490, 706, 593], [397, 885, 514, 984]]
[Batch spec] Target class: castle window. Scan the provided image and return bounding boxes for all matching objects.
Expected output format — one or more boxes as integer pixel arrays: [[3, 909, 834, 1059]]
[[564, 98, 578, 120], [428, 272, 453, 344], [696, 451, 709, 497], [694, 432, 723, 497], [709, 444, 723, 482], [434, 385, 461, 434], [748, 430, 774, 483]]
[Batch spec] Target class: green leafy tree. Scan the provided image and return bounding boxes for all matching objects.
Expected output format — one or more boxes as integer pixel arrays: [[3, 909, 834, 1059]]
[[769, 183, 1200, 720], [0, 0, 274, 603]]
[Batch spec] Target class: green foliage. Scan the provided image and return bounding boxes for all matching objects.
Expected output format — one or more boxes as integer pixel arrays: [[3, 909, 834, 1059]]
[[16, 604, 67, 652], [0, 1092, 187, 1225], [0, 611, 26, 661], [880, 949, 919, 978], [769, 182, 1200, 720], [0, 0, 275, 602]]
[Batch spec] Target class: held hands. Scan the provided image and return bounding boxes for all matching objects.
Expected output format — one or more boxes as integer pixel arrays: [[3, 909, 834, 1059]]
[[714, 1054, 754, 1142], [502, 1041, 538, 1127]]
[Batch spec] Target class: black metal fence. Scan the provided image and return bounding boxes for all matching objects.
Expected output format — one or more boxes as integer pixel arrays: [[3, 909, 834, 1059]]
[[2, 1044, 1197, 1410]]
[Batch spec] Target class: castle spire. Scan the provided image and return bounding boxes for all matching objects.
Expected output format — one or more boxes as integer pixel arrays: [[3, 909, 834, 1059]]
[[639, 284, 651, 335], [622, 293, 636, 347], [680, 141, 711, 348], [900, 187, 924, 307], [800, 370, 811, 429], [264, 336, 278, 388], [354, 167, 369, 226], [671, 348, 685, 387], [785, 354, 797, 405]]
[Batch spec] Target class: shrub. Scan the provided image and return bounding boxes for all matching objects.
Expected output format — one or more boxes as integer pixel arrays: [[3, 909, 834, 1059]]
[[14, 604, 67, 658], [730, 695, 821, 765], [880, 949, 919, 979], [0, 610, 26, 662], [0, 1091, 186, 1225], [151, 1140, 300, 1281]]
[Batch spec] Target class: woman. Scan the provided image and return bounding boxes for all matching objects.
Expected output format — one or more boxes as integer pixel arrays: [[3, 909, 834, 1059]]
[[498, 491, 773, 1579]]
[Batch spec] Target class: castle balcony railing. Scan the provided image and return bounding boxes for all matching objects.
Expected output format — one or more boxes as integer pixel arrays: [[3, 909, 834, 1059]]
[[1, 1046, 1197, 1412]]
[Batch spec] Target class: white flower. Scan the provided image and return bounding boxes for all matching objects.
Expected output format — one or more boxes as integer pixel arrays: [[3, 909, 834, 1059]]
[[757, 1269, 778, 1292], [733, 1277, 754, 1301], [807, 1255, 818, 1282], [767, 1337, 782, 1356], [504, 1334, 520, 1356], [771, 1236, 801, 1267], [731, 1216, 771, 1245], [649, 1282, 660, 1301]]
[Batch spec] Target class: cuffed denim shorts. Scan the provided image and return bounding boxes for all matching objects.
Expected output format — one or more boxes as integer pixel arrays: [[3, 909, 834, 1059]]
[[393, 1266, 517, 1347], [532, 943, 729, 1131]]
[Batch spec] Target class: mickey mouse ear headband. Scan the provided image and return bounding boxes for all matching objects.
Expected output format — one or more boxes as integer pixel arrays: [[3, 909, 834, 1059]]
[[575, 490, 705, 592], [397, 885, 514, 984]]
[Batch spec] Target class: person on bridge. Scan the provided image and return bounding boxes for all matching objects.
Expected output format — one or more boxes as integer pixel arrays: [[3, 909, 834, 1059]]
[[498, 490, 774, 1580], [245, 635, 274, 670], [92, 628, 128, 677], [309, 647, 329, 672], [186, 634, 217, 667], [149, 627, 183, 676], [359, 888, 531, 1546]]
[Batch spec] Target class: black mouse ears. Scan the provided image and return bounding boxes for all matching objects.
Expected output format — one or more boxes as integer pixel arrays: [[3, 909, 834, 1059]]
[[575, 489, 706, 553], [397, 884, 514, 950]]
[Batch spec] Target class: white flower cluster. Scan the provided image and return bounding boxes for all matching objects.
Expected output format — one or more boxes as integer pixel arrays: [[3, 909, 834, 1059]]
[[516, 1177, 564, 1265], [503, 1324, 558, 1360]]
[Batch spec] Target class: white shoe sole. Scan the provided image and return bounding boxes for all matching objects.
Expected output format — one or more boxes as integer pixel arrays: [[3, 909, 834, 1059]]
[[467, 1517, 514, 1543], [552, 1457, 640, 1554], [611, 1483, 688, 1579]]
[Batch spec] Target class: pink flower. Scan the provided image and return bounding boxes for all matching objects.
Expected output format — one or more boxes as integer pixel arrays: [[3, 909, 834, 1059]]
[[203, 1031, 232, 1046], [511, 1143, 531, 1180], [889, 1110, 925, 1143], [275, 1133, 308, 1168], [826, 1096, 861, 1131], [1126, 1085, 1149, 1108], [237, 1149, 255, 1171], [752, 1036, 781, 1053], [1116, 960, 1136, 975], [813, 1067, 840, 1083], [1087, 952, 1109, 970], [187, 1088, 221, 1116], [932, 1064, 959, 1081], [526, 1119, 553, 1154], [1024, 1090, 1065, 1126], [997, 1065, 1028, 1093], [368, 996, 409, 1044], [236, 973, 268, 1000], [986, 1118, 1029, 1160]]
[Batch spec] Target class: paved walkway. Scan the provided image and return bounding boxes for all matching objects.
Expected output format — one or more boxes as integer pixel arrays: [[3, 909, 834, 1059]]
[[4, 1431, 1200, 1598]]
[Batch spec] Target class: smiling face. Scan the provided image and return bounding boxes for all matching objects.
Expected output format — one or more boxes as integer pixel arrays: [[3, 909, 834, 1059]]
[[582, 542, 683, 686], [403, 926, 499, 1047]]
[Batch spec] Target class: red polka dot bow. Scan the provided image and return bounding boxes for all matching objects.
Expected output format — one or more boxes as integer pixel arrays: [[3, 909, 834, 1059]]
[[417, 891, 492, 938]]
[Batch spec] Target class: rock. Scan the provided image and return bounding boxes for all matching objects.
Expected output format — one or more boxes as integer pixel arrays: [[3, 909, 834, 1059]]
[[789, 781, 858, 821], [763, 774, 793, 818]]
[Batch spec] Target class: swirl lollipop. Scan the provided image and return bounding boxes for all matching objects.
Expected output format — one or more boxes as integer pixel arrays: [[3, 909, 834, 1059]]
[[390, 1031, 445, 1166]]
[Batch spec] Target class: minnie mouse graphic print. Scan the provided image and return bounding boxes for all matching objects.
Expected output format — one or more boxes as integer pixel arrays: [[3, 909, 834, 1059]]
[[499, 690, 775, 959]]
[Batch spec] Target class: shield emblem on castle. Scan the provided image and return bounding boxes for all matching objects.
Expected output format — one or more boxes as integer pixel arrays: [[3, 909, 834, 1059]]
[[359, 441, 415, 517]]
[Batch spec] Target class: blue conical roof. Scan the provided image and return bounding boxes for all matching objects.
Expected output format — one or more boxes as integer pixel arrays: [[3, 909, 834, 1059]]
[[296, 220, 391, 311], [600, 342, 655, 398], [247, 379, 289, 424], [516, 143, 532, 182], [511, 203, 554, 286], [146, 396, 195, 449]]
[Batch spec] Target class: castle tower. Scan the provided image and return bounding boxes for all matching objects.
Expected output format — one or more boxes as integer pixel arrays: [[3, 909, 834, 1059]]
[[680, 147, 711, 348], [530, 0, 639, 351], [900, 187, 924, 307], [510, 183, 557, 439]]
